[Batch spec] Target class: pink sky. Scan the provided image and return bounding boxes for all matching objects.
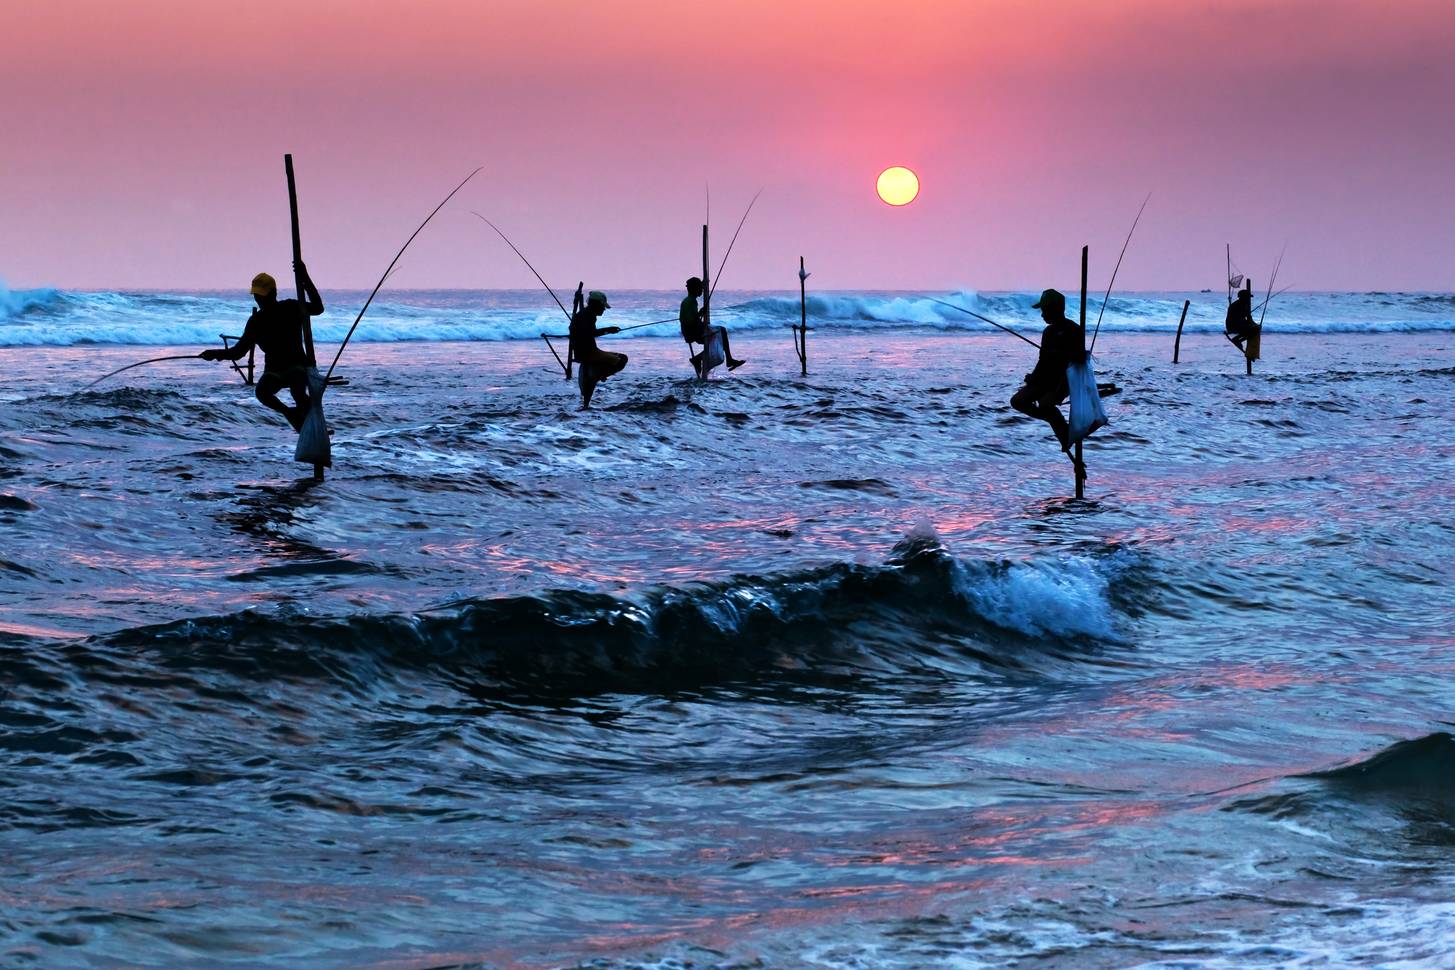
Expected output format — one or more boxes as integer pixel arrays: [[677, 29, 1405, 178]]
[[2, 0, 1451, 291]]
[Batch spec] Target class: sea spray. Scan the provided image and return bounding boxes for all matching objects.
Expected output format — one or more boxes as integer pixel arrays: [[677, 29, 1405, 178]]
[[3, 287, 1454, 346]]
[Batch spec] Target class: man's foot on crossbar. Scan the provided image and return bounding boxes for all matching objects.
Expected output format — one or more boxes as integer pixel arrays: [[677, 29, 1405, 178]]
[[1064, 447, 1088, 481]]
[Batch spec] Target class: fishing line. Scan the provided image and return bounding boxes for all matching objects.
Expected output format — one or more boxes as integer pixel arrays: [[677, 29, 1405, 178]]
[[324, 167, 481, 384], [925, 297, 1040, 349], [1089, 192, 1151, 354]]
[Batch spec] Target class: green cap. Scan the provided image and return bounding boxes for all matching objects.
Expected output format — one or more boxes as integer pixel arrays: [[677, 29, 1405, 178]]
[[1031, 288, 1065, 312], [587, 290, 611, 308]]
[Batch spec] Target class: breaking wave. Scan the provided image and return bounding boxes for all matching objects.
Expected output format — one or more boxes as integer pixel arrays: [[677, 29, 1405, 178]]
[[0, 279, 62, 320], [1, 285, 1453, 346], [25, 538, 1137, 696]]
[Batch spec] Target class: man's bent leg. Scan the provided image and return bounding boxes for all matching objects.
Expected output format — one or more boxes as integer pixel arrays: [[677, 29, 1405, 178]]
[[598, 352, 628, 380], [717, 327, 746, 369], [255, 372, 303, 431], [1011, 384, 1070, 451]]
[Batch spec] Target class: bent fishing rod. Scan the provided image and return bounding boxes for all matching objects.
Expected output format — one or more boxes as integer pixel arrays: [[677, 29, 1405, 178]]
[[543, 302, 756, 338], [472, 213, 572, 323], [1258, 245, 1286, 329], [925, 297, 1040, 349], [323, 167, 481, 385], [83, 354, 205, 390], [474, 212, 581, 374], [1089, 192, 1151, 354], [708, 188, 763, 302]]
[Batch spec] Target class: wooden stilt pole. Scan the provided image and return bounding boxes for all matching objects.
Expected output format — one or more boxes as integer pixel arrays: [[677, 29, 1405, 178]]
[[284, 154, 324, 481], [702, 225, 710, 324], [568, 282, 583, 379], [797, 256, 808, 376], [698, 224, 710, 379], [1226, 243, 1232, 308], [1173, 299, 1190, 363], [285, 156, 315, 368], [1076, 245, 1087, 499], [1244, 276, 1255, 376]]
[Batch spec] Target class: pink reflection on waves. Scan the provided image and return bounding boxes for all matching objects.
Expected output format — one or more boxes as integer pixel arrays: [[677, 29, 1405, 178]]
[[576, 875, 995, 963]]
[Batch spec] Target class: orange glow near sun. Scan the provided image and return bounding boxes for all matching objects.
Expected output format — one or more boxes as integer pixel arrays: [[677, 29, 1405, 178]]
[[876, 166, 919, 206]]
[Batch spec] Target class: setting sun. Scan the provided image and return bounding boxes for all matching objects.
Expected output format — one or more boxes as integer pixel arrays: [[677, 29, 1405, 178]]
[[876, 166, 920, 206]]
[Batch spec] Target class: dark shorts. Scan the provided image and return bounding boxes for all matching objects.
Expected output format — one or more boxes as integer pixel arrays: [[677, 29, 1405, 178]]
[[1013, 379, 1069, 408], [579, 349, 628, 379], [257, 366, 309, 397]]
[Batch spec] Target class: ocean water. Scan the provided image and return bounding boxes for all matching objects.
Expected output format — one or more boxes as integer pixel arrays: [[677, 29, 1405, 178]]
[[2, 284, 1454, 348], [1, 287, 1454, 967]]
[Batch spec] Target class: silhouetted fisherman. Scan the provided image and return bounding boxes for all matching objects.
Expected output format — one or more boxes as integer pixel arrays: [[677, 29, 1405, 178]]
[[679, 277, 745, 376], [1225, 281, 1257, 350], [1010, 288, 1086, 478], [200, 263, 324, 430], [570, 290, 627, 407]]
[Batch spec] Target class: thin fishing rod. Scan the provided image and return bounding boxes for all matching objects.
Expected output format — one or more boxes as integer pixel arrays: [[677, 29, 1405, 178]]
[[1258, 244, 1286, 329], [612, 316, 681, 334], [1089, 192, 1151, 354], [926, 297, 1040, 349], [708, 188, 763, 302], [323, 167, 481, 383], [1260, 281, 1293, 313], [473, 212, 572, 323], [546, 307, 749, 338], [82, 355, 201, 390]]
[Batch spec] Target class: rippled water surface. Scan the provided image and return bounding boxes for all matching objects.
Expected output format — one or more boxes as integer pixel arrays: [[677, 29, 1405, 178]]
[[2, 328, 1453, 967]]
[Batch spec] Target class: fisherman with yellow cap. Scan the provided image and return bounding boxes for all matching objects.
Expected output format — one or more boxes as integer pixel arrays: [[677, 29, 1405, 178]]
[[569, 290, 627, 407], [1010, 287, 1086, 480], [200, 261, 325, 430]]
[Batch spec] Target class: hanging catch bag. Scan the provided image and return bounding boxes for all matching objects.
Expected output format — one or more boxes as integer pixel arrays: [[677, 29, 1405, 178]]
[[1066, 351, 1108, 445], [293, 366, 332, 467]]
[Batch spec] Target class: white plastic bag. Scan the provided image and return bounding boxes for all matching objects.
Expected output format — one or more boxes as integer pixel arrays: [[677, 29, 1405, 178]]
[[698, 328, 726, 377], [1066, 353, 1108, 445], [293, 367, 332, 467]]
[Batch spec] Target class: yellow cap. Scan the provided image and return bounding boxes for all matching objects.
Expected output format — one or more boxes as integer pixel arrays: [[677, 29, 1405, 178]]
[[250, 272, 277, 296]]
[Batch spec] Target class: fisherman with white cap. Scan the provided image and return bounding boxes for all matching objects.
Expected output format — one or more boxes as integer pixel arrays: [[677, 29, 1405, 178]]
[[569, 290, 627, 407], [1010, 287, 1086, 480], [200, 261, 325, 430]]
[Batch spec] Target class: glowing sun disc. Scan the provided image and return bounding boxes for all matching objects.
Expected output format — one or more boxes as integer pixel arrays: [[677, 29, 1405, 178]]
[[876, 166, 920, 206]]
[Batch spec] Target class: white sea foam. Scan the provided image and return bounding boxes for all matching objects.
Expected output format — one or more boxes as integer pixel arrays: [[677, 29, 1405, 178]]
[[1, 283, 1452, 346], [952, 553, 1125, 641]]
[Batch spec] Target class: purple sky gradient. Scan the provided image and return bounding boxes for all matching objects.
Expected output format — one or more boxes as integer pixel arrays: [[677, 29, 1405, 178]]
[[2, 0, 1451, 291]]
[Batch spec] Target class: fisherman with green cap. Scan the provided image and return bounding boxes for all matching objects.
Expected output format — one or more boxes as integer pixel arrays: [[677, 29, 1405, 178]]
[[200, 261, 324, 430], [569, 290, 627, 407], [1010, 287, 1086, 479]]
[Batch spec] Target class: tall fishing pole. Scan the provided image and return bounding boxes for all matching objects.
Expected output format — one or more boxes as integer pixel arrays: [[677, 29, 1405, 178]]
[[472, 213, 572, 323], [1089, 192, 1150, 354], [1258, 245, 1286, 329], [708, 188, 763, 301], [1259, 281, 1293, 315], [323, 168, 481, 384], [925, 297, 1040, 349], [83, 355, 203, 390]]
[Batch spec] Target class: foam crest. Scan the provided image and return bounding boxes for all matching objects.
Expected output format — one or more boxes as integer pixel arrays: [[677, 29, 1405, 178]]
[[4, 284, 1452, 346]]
